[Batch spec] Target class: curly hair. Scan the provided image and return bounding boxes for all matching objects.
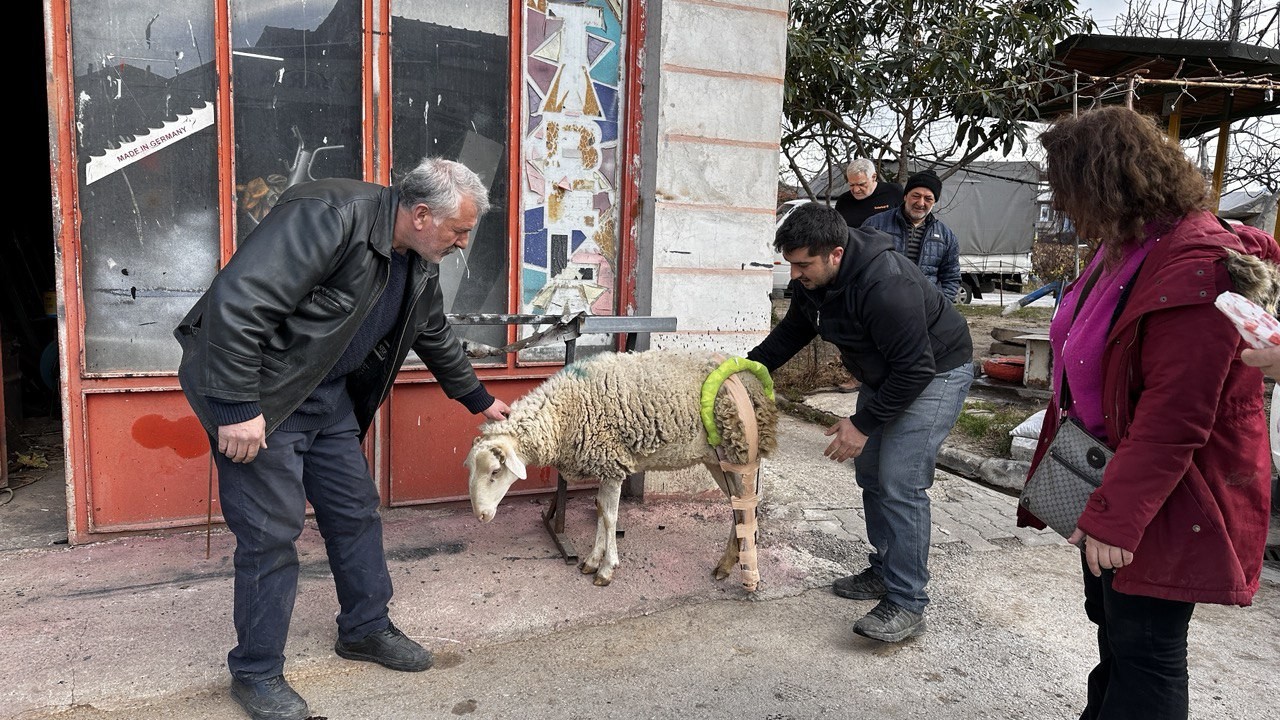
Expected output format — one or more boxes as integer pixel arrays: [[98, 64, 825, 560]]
[[1040, 107, 1207, 264]]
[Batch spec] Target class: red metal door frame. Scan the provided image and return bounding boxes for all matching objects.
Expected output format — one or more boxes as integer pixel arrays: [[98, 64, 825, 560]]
[[1, 318, 7, 491]]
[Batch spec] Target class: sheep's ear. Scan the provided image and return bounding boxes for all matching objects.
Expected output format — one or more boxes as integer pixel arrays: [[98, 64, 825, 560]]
[[502, 445, 528, 480]]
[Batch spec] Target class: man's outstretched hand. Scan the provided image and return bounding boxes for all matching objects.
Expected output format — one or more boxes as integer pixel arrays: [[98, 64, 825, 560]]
[[823, 417, 868, 463], [481, 398, 511, 421]]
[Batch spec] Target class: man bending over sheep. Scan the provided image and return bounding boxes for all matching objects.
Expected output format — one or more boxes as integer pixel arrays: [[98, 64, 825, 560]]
[[747, 202, 973, 643]]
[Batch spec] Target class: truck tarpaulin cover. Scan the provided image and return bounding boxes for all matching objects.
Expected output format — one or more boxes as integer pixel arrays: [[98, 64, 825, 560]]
[[937, 161, 1039, 259]]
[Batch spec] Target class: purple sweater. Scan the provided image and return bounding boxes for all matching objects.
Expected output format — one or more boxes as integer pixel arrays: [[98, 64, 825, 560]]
[[1050, 237, 1156, 437]]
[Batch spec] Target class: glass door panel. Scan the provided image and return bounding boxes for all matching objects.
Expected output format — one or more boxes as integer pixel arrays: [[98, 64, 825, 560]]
[[231, 0, 364, 242], [391, 1, 511, 362], [70, 1, 220, 373]]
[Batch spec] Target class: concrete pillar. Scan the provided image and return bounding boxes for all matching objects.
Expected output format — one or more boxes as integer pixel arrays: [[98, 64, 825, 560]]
[[635, 0, 789, 497]]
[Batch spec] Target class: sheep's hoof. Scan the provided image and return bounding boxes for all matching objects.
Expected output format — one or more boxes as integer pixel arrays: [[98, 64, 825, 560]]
[[712, 566, 732, 581], [593, 574, 612, 587], [578, 560, 598, 575]]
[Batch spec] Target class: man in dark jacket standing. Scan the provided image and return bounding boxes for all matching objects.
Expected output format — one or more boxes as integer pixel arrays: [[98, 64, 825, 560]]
[[748, 203, 973, 642], [862, 169, 962, 302], [833, 157, 903, 229], [175, 157, 510, 720]]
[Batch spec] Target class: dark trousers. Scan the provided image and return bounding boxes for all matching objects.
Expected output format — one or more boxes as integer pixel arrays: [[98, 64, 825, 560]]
[[1079, 554, 1196, 720], [213, 411, 393, 681]]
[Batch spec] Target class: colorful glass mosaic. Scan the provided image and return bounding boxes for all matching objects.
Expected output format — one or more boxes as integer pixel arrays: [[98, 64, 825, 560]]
[[521, 0, 625, 320]]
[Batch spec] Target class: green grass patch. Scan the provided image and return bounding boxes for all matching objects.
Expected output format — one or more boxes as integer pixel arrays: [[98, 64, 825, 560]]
[[956, 304, 1055, 323], [953, 399, 1031, 457]]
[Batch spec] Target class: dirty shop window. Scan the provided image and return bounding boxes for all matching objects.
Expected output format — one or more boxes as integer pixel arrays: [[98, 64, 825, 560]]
[[391, 0, 510, 365], [230, 0, 364, 243], [71, 1, 220, 373]]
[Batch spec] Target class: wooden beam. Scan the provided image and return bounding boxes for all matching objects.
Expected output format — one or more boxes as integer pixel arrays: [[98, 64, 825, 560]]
[[1166, 102, 1182, 139], [1210, 94, 1235, 213]]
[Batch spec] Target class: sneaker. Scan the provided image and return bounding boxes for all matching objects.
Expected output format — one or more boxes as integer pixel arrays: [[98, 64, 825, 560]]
[[335, 621, 433, 672], [832, 568, 886, 600], [229, 675, 309, 720], [852, 599, 926, 643]]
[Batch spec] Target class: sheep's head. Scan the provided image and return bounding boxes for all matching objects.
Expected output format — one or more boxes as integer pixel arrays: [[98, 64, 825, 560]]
[[464, 434, 527, 523]]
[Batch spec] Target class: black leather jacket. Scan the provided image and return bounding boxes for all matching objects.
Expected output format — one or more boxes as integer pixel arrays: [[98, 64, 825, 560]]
[[175, 179, 483, 438], [748, 226, 972, 435]]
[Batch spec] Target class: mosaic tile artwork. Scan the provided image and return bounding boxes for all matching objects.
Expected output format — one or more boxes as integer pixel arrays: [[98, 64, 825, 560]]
[[521, 0, 625, 328]]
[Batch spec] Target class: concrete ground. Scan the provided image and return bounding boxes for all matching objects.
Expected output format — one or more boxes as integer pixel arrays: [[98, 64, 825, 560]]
[[968, 288, 1057, 309], [2, 413, 1278, 720]]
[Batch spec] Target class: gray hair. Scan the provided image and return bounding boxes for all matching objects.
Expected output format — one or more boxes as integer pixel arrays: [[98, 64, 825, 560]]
[[397, 157, 492, 219], [845, 158, 876, 178]]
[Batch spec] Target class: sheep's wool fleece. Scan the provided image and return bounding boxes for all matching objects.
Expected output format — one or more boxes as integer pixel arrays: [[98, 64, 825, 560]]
[[483, 350, 778, 480]]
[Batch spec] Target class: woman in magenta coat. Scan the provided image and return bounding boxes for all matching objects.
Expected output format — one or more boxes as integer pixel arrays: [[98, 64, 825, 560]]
[[1020, 106, 1278, 719]]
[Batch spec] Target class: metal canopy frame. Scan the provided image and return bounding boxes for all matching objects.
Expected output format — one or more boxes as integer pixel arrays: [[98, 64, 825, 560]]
[[1033, 34, 1280, 139], [1028, 33, 1280, 228]]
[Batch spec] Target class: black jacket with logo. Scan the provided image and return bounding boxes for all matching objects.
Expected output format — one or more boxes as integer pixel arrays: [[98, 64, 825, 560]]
[[175, 179, 483, 439], [834, 181, 903, 228], [748, 227, 971, 434]]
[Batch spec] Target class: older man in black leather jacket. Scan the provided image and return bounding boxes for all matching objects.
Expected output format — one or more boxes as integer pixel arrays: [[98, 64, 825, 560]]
[[175, 157, 509, 720]]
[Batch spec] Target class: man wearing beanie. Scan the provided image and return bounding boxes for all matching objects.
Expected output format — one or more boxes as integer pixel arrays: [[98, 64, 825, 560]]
[[862, 169, 961, 302]]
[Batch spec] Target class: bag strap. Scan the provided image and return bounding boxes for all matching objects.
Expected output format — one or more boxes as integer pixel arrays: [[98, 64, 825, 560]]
[[1058, 261, 1104, 411]]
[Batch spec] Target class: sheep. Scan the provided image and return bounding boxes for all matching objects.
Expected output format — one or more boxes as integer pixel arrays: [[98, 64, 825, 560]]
[[465, 349, 777, 588]]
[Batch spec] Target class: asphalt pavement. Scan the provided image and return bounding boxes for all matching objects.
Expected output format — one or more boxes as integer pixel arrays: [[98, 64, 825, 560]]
[[3, 413, 1277, 720]]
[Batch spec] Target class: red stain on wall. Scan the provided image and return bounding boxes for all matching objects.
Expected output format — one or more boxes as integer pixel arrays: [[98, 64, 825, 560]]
[[132, 415, 208, 459]]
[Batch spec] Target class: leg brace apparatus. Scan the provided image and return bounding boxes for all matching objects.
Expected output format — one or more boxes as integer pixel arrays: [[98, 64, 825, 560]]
[[704, 365, 766, 592]]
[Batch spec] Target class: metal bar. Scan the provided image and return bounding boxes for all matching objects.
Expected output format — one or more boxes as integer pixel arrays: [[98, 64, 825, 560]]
[[1081, 75, 1280, 92], [446, 313, 678, 333], [446, 313, 572, 325], [579, 315, 677, 333], [540, 473, 578, 564]]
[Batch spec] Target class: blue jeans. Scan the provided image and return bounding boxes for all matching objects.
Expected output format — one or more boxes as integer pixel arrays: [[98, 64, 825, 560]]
[[1080, 556, 1195, 720], [854, 363, 973, 613], [213, 411, 393, 681]]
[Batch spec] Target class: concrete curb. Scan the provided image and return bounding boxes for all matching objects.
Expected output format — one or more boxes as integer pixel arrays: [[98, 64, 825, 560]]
[[937, 445, 1030, 493]]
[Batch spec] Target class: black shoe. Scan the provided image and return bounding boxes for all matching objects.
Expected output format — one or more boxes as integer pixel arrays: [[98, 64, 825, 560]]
[[229, 675, 309, 720], [335, 621, 433, 672], [832, 568, 886, 600], [852, 599, 926, 643]]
